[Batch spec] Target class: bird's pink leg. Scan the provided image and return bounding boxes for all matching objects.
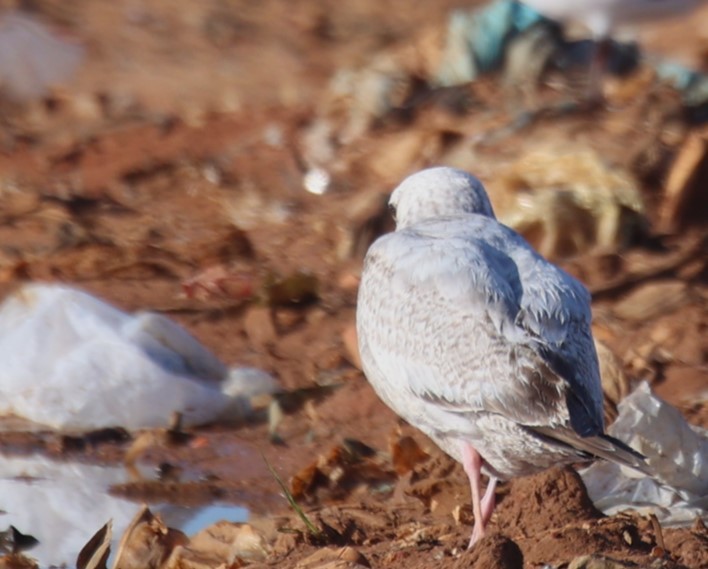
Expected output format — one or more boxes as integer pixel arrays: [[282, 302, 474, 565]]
[[480, 476, 498, 526], [460, 442, 494, 549]]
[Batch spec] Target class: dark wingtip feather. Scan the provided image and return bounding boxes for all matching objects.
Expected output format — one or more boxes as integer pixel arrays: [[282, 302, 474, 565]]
[[598, 433, 652, 475], [527, 425, 653, 477]]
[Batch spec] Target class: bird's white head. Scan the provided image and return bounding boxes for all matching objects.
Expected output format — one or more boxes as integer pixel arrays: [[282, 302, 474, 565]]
[[389, 167, 496, 229]]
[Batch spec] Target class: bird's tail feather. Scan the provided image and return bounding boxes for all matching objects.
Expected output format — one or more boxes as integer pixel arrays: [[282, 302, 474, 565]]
[[528, 426, 652, 476]]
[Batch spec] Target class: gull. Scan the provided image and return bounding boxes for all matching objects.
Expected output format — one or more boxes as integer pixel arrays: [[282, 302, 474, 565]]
[[356, 167, 648, 547]]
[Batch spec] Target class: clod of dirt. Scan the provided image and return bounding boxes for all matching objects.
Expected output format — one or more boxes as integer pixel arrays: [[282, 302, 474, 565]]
[[663, 522, 708, 569], [494, 466, 602, 538], [452, 534, 523, 569]]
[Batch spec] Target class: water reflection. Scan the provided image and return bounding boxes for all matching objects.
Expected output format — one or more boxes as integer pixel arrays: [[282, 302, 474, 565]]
[[0, 454, 248, 567]]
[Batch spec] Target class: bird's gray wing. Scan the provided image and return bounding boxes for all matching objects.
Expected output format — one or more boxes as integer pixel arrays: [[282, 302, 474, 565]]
[[359, 223, 571, 429], [505, 242, 605, 437], [360, 219, 605, 432], [506, 258, 648, 470]]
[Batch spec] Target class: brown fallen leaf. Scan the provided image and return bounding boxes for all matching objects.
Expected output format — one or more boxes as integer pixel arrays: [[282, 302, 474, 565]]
[[77, 521, 112, 569], [112, 505, 188, 569], [660, 128, 708, 233]]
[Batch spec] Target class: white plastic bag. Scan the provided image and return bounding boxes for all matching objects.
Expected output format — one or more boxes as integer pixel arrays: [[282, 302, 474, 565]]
[[0, 284, 275, 430], [580, 382, 708, 525]]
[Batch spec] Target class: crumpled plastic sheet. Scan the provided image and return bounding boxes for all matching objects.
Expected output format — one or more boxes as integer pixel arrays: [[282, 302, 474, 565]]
[[0, 283, 277, 430], [580, 382, 708, 526]]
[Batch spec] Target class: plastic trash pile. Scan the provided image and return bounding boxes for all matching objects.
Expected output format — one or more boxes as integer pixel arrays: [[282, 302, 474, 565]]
[[580, 382, 708, 526], [0, 284, 277, 430]]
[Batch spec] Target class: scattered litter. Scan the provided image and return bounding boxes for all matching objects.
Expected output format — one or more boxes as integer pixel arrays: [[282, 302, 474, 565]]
[[304, 167, 331, 195], [493, 149, 646, 258], [580, 382, 708, 526], [435, 0, 547, 86], [0, 284, 277, 430]]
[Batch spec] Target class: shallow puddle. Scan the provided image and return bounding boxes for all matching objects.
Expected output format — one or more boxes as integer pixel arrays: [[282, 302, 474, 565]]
[[0, 453, 248, 567]]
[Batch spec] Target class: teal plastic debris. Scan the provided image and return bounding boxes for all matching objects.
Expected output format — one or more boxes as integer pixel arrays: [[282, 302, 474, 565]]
[[435, 0, 548, 85], [434, 0, 708, 115], [652, 59, 708, 109]]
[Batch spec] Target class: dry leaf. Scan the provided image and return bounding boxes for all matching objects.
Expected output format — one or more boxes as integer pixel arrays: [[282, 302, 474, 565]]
[[77, 521, 112, 569]]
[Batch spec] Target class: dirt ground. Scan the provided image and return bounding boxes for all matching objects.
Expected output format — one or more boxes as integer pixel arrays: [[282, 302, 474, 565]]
[[0, 1, 707, 568]]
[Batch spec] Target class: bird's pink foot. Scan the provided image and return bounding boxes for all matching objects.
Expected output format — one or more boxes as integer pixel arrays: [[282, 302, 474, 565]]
[[460, 442, 499, 549]]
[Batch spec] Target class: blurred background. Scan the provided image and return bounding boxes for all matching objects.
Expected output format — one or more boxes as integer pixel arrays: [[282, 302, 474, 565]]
[[0, 1, 706, 566]]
